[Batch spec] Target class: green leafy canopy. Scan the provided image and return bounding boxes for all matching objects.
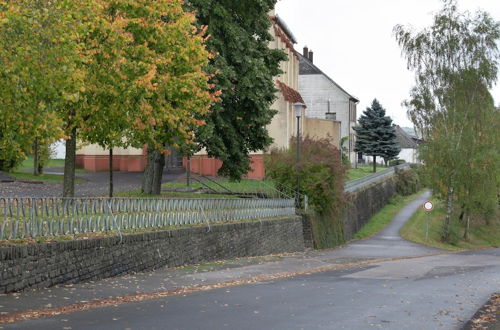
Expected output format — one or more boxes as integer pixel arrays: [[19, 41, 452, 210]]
[[187, 0, 287, 180]]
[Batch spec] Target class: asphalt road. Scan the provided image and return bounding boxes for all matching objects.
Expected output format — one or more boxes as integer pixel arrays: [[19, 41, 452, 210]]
[[3, 191, 500, 329]]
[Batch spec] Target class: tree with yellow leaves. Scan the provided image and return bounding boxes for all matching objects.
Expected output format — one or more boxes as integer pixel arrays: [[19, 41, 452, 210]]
[[1, 0, 218, 197], [0, 0, 80, 173]]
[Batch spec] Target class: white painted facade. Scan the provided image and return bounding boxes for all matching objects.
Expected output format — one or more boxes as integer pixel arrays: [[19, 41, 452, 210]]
[[398, 148, 420, 164], [299, 53, 359, 165], [300, 74, 352, 141], [361, 148, 420, 165]]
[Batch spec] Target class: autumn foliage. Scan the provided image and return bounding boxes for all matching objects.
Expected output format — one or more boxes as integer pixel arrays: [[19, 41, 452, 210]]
[[265, 137, 348, 247], [0, 0, 219, 195]]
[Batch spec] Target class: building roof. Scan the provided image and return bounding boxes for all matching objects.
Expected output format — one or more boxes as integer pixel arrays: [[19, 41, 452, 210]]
[[270, 15, 297, 44], [299, 53, 359, 103], [395, 125, 420, 149], [276, 80, 305, 105], [270, 15, 298, 58]]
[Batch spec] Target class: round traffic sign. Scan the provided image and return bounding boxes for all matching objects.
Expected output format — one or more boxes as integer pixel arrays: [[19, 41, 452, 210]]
[[423, 201, 434, 211]]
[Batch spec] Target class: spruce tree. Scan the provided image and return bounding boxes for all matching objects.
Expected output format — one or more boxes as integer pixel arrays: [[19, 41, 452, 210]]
[[354, 99, 400, 172]]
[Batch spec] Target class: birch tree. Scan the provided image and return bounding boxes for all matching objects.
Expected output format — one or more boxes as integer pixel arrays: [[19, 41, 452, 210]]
[[394, 0, 500, 240]]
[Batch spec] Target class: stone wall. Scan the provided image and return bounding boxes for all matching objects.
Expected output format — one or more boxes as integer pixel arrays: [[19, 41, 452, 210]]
[[0, 217, 304, 294], [343, 177, 397, 241]]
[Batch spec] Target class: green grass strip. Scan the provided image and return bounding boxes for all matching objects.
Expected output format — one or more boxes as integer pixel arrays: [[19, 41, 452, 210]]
[[347, 165, 386, 182], [401, 200, 500, 251]]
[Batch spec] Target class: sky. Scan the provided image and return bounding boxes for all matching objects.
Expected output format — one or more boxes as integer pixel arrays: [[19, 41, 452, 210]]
[[275, 0, 500, 128]]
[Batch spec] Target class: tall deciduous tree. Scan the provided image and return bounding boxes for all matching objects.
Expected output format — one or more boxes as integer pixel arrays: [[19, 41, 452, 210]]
[[0, 0, 79, 173], [394, 0, 500, 240], [186, 0, 287, 180], [77, 2, 137, 197], [353, 99, 400, 172], [110, 0, 218, 195]]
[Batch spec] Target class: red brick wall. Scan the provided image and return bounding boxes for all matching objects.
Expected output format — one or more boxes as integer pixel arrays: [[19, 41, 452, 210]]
[[185, 154, 265, 179], [76, 155, 147, 172]]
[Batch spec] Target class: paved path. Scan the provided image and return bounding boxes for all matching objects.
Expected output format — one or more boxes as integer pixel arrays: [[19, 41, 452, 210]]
[[1, 191, 499, 329]]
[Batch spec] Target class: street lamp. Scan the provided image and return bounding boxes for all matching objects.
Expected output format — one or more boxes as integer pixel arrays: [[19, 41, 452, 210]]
[[293, 102, 305, 209]]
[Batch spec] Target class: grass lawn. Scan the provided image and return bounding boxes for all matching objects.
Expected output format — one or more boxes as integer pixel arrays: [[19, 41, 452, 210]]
[[8, 156, 85, 183], [9, 172, 66, 183], [401, 200, 500, 251], [347, 165, 386, 182], [162, 179, 282, 195], [116, 179, 282, 199], [114, 189, 240, 199], [17, 157, 65, 171], [352, 190, 426, 240]]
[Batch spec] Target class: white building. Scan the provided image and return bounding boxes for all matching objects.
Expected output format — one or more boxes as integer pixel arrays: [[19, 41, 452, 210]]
[[394, 125, 421, 164], [359, 125, 422, 165], [299, 48, 359, 166]]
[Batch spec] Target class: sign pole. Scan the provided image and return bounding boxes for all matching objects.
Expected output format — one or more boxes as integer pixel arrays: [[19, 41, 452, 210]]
[[423, 201, 434, 241], [426, 212, 430, 241]]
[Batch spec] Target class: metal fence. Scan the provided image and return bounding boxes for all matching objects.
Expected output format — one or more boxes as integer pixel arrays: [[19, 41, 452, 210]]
[[345, 164, 410, 193], [0, 197, 295, 240]]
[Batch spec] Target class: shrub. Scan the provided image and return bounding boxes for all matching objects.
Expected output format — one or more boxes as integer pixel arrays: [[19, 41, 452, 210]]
[[35, 143, 55, 174], [0, 144, 25, 172], [265, 137, 348, 248], [389, 159, 406, 166], [265, 137, 347, 213], [395, 167, 421, 196]]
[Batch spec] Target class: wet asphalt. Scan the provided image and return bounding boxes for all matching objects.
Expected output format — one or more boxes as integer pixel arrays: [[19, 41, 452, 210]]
[[1, 191, 499, 330]]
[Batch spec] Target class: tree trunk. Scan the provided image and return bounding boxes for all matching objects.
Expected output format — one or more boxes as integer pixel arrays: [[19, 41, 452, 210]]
[[142, 148, 155, 194], [63, 127, 77, 197], [38, 161, 44, 175], [33, 137, 40, 176], [463, 213, 470, 240], [109, 149, 113, 198], [152, 150, 165, 195], [142, 148, 165, 195], [441, 186, 454, 241], [186, 156, 191, 188], [372, 156, 377, 173]]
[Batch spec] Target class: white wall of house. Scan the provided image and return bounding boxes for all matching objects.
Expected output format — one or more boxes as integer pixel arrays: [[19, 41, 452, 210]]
[[51, 140, 66, 159], [361, 148, 420, 165], [299, 74, 356, 164], [398, 148, 420, 164]]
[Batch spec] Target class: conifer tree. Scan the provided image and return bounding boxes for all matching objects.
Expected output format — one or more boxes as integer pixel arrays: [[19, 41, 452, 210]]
[[354, 99, 400, 172]]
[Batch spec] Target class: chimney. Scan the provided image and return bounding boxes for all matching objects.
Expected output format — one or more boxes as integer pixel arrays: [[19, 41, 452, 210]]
[[308, 50, 314, 63], [303, 46, 309, 59]]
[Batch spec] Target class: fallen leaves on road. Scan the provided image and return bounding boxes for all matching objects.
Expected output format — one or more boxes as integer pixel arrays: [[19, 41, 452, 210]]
[[0, 252, 450, 325], [467, 293, 500, 330]]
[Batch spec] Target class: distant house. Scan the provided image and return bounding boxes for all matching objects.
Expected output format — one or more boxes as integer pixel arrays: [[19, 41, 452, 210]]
[[394, 125, 422, 164], [359, 125, 422, 165], [298, 48, 359, 166]]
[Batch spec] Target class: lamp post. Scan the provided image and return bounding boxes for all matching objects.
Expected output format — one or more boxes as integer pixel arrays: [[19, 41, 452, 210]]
[[293, 102, 305, 209]]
